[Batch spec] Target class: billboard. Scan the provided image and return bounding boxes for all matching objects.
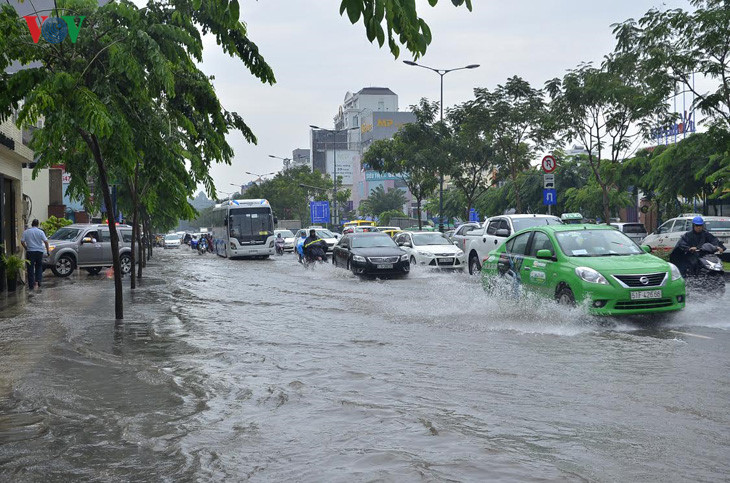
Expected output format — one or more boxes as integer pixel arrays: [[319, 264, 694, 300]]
[[326, 149, 358, 185]]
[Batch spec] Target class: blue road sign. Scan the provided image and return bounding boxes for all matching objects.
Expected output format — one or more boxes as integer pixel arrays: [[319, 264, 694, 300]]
[[543, 189, 557, 206], [469, 208, 480, 222], [310, 200, 330, 224]]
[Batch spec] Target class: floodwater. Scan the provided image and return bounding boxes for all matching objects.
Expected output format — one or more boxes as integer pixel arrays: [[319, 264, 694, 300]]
[[0, 248, 728, 482]]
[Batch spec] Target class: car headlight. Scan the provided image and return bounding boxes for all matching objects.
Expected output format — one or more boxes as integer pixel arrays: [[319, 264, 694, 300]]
[[668, 262, 683, 281], [417, 251, 431, 257], [575, 266, 608, 285], [400, 254, 408, 261], [352, 255, 366, 263], [455, 250, 464, 257]]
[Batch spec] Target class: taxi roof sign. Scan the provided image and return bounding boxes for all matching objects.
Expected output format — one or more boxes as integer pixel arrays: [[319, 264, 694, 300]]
[[561, 213, 583, 222]]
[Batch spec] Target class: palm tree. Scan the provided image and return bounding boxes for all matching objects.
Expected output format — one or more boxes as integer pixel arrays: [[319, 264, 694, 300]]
[[359, 185, 407, 217]]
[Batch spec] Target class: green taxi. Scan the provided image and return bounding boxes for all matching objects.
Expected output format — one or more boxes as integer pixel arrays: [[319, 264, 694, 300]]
[[481, 224, 686, 315]]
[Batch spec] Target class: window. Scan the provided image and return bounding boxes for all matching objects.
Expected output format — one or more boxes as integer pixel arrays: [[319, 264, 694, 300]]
[[528, 231, 554, 257], [86, 230, 101, 242], [121, 231, 133, 243], [670, 220, 689, 232], [657, 221, 673, 234], [486, 220, 501, 235], [505, 232, 531, 255], [498, 219, 511, 235], [378, 101, 385, 110]]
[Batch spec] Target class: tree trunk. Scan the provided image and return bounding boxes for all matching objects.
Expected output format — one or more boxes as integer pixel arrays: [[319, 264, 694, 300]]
[[510, 164, 522, 213], [602, 183, 611, 225], [82, 130, 123, 320], [130, 204, 138, 289], [137, 216, 143, 279], [146, 216, 152, 260], [416, 198, 422, 230]]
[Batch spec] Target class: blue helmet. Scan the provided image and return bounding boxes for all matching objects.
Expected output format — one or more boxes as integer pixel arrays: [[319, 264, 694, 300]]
[[692, 216, 704, 226]]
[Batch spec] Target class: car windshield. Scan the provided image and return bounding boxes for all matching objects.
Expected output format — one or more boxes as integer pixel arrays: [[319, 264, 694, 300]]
[[706, 220, 730, 232], [317, 230, 335, 238], [412, 233, 451, 246], [556, 229, 643, 257], [165, 234, 179, 241], [49, 227, 82, 241], [512, 217, 563, 232], [277, 230, 294, 238], [352, 235, 397, 248]]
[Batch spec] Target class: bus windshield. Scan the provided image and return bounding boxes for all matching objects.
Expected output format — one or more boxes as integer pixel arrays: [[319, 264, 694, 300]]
[[229, 208, 273, 240]]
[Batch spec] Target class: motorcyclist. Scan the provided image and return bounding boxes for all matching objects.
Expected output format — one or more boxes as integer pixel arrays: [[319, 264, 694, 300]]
[[303, 229, 328, 262], [670, 216, 726, 276], [198, 235, 208, 254], [275, 233, 285, 255], [296, 232, 307, 263]]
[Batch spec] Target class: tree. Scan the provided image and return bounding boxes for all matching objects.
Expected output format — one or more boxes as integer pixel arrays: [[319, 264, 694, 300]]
[[363, 99, 443, 229], [340, 0, 472, 59], [0, 0, 274, 319], [613, 0, 730, 130], [470, 76, 552, 213], [546, 58, 664, 223], [359, 185, 407, 217], [445, 103, 495, 219]]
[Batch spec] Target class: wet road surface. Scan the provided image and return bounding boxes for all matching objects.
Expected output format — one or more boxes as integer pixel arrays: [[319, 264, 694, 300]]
[[1, 248, 729, 481]]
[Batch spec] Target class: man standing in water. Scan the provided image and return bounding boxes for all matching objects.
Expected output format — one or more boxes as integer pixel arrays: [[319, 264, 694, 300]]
[[20, 219, 50, 291]]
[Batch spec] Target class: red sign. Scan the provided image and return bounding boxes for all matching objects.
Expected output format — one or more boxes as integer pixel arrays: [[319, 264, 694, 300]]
[[541, 155, 557, 173]]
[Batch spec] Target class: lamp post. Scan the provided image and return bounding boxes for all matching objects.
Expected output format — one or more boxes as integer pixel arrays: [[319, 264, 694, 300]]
[[245, 171, 275, 183], [403, 60, 480, 232], [309, 125, 358, 228], [269, 154, 308, 170]]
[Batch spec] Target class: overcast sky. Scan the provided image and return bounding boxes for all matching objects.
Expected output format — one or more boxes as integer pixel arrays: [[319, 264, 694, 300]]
[[198, 0, 689, 197]]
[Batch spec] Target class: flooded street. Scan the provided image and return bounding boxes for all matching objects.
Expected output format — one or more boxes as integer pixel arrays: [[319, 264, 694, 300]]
[[1, 248, 729, 481]]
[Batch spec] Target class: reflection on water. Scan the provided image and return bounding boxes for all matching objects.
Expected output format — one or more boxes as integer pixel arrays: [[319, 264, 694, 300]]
[[0, 250, 728, 481]]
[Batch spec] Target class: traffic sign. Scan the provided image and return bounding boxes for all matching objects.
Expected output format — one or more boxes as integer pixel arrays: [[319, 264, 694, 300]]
[[469, 208, 480, 223], [543, 173, 555, 189], [310, 200, 330, 224], [543, 189, 556, 206], [542, 155, 557, 173]]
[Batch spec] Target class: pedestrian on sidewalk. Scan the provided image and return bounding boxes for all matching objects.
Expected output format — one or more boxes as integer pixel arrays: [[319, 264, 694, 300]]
[[21, 219, 50, 291]]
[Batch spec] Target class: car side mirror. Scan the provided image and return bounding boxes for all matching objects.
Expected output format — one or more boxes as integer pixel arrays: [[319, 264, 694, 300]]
[[495, 229, 510, 237], [81, 237, 94, 244], [536, 249, 554, 260], [641, 245, 652, 253], [273, 217, 278, 224]]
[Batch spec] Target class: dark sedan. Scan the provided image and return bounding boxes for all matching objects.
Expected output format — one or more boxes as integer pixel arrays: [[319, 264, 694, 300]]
[[332, 233, 410, 277]]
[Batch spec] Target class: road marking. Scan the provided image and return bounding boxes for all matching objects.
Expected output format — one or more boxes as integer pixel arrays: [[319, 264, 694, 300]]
[[669, 330, 713, 340]]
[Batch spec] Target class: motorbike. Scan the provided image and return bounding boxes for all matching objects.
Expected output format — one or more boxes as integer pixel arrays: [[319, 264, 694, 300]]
[[275, 240, 285, 256], [675, 242, 725, 293], [198, 239, 208, 255], [302, 243, 327, 268]]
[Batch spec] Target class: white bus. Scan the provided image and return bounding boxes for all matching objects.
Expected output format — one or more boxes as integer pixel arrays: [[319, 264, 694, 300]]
[[210, 199, 276, 258]]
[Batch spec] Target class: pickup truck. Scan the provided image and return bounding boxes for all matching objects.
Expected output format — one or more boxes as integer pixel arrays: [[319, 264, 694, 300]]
[[455, 214, 563, 274]]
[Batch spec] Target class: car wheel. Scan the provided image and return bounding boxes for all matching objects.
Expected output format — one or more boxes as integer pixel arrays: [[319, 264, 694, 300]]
[[52, 255, 75, 277], [85, 267, 103, 275], [556, 286, 576, 306], [468, 253, 481, 275], [120, 253, 132, 275]]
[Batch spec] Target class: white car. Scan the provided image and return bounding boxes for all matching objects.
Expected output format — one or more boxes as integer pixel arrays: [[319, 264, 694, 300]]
[[163, 234, 181, 248], [642, 214, 730, 257], [274, 229, 296, 251], [395, 231, 465, 269]]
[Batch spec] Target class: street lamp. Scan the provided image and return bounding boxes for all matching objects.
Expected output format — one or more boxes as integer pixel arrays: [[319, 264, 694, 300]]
[[309, 125, 358, 227], [269, 154, 308, 170], [245, 171, 275, 183], [403, 60, 480, 232]]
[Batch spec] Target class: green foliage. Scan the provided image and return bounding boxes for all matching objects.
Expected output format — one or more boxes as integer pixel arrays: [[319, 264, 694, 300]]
[[613, 0, 730, 130], [40, 216, 73, 236], [359, 185, 407, 216], [363, 99, 445, 229], [2, 253, 28, 281], [470, 76, 552, 212], [339, 0, 472, 59], [378, 210, 407, 226]]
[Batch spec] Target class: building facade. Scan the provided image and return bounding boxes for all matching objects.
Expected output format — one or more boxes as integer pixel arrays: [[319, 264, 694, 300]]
[[0, 118, 34, 259]]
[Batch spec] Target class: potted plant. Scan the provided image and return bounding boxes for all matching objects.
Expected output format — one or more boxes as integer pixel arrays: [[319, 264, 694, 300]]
[[2, 253, 28, 292]]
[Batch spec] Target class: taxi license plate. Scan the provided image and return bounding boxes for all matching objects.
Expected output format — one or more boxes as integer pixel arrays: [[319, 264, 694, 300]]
[[630, 290, 662, 300], [438, 258, 452, 263], [377, 264, 393, 269]]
